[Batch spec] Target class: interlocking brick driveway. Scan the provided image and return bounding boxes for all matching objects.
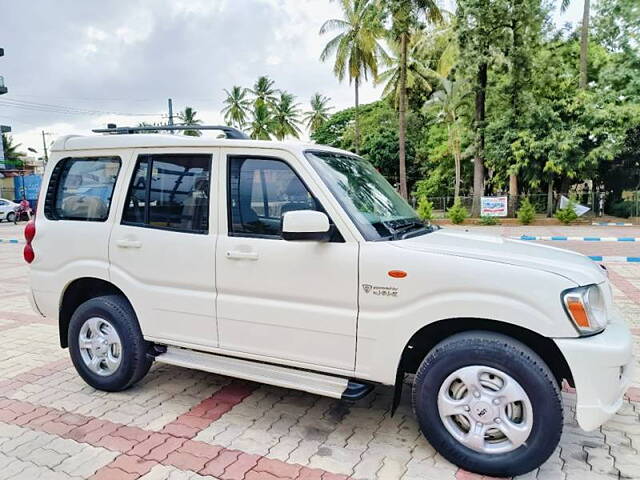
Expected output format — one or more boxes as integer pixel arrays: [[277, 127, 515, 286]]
[[0, 222, 639, 480]]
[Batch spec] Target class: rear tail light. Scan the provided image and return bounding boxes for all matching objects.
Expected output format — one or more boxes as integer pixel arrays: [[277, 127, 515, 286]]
[[24, 219, 36, 264]]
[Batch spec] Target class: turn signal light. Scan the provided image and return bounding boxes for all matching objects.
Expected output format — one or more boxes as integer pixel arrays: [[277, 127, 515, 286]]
[[565, 297, 590, 328], [388, 270, 407, 278]]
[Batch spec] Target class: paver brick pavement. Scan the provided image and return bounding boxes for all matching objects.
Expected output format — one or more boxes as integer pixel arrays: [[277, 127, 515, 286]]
[[0, 222, 639, 479]]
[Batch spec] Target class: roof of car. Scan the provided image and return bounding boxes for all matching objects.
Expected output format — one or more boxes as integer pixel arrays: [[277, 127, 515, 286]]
[[51, 134, 352, 157]]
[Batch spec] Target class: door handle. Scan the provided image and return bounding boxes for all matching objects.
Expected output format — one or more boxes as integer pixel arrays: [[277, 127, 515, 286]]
[[226, 250, 259, 260], [116, 239, 142, 249]]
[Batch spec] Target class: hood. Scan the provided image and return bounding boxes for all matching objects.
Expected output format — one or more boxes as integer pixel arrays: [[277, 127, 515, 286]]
[[393, 228, 607, 286]]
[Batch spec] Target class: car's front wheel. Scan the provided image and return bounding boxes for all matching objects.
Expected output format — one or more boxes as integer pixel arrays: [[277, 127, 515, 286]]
[[68, 295, 152, 391], [412, 331, 563, 477], [6, 212, 15, 223]]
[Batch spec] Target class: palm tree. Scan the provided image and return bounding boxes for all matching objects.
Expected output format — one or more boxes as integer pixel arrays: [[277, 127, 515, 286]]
[[303, 93, 333, 134], [250, 103, 276, 140], [221, 86, 251, 128], [1, 134, 25, 168], [249, 76, 278, 109], [561, 0, 590, 88], [177, 107, 202, 136], [385, 0, 442, 199], [378, 28, 434, 107], [424, 77, 469, 200], [272, 92, 302, 140], [320, 0, 387, 154]]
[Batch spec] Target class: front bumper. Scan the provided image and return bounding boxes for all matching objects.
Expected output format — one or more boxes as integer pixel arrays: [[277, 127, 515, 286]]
[[554, 311, 634, 431]]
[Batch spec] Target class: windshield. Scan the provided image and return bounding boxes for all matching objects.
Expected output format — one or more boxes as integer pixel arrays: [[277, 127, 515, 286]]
[[305, 150, 430, 241]]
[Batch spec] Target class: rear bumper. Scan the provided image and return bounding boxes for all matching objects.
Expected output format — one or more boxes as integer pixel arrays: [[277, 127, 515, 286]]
[[554, 312, 634, 431]]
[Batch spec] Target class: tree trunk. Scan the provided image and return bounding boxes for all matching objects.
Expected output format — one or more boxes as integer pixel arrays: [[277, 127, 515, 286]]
[[560, 176, 571, 196], [472, 62, 488, 216], [547, 176, 554, 217], [579, 0, 590, 89], [450, 125, 461, 201], [354, 78, 360, 154], [509, 173, 518, 217], [398, 32, 409, 200]]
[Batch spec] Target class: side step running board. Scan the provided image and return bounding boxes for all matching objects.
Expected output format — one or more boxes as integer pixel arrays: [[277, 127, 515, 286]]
[[155, 346, 370, 400]]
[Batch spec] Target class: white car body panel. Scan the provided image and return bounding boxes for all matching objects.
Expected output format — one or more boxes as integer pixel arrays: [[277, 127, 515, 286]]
[[0, 198, 18, 221], [27, 133, 634, 434]]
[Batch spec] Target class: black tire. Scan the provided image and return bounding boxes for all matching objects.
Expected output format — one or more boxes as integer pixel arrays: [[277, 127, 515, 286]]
[[412, 331, 563, 477], [7, 212, 15, 223], [68, 294, 153, 392]]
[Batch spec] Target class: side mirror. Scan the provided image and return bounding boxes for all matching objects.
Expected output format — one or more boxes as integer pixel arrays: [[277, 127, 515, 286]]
[[282, 210, 331, 242]]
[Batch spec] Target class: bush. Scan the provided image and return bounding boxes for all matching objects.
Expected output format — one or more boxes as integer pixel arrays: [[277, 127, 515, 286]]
[[479, 215, 500, 225], [447, 199, 468, 224], [610, 200, 635, 219], [416, 196, 433, 221], [517, 198, 536, 225], [555, 201, 578, 224]]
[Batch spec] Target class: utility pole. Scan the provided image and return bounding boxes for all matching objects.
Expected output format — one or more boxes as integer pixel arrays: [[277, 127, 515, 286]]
[[167, 98, 174, 134], [41, 131, 49, 163], [0, 47, 10, 170]]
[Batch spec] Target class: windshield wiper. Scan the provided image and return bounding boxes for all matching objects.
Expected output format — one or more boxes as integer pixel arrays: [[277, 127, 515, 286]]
[[383, 219, 433, 240]]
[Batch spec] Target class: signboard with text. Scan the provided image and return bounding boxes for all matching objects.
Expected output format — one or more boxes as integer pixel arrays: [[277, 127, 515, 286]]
[[481, 196, 508, 217]]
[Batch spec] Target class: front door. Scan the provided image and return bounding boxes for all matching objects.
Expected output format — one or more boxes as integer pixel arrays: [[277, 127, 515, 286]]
[[109, 150, 218, 348], [215, 150, 359, 372]]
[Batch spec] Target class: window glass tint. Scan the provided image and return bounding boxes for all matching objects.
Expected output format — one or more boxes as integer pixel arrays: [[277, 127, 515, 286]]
[[122, 154, 211, 233], [228, 157, 317, 236], [49, 157, 121, 221]]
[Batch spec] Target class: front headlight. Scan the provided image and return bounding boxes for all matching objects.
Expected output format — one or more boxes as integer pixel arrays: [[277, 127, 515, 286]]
[[562, 285, 608, 335]]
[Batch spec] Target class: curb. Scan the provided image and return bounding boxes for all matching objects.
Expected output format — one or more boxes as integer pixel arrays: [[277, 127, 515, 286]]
[[0, 239, 21, 244], [592, 222, 633, 226], [590, 256, 640, 263], [516, 235, 639, 242]]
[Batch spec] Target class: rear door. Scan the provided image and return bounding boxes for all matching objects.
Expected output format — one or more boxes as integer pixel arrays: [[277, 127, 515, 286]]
[[109, 149, 219, 348]]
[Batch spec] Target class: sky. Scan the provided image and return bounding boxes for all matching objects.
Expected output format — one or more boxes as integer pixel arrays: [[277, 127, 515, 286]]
[[1, 0, 585, 155]]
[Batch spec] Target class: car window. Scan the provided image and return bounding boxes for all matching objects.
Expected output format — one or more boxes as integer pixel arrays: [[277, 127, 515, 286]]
[[122, 153, 212, 234], [0, 200, 6, 206], [228, 157, 318, 237], [45, 157, 121, 221]]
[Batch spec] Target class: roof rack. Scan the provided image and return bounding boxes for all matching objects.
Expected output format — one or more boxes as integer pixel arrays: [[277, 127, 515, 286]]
[[92, 124, 249, 139]]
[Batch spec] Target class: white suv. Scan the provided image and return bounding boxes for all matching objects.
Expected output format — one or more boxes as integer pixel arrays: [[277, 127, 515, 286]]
[[26, 126, 633, 477]]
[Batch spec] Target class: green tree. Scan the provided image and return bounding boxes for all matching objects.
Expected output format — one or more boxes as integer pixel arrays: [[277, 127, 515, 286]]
[[455, 0, 512, 214], [273, 91, 302, 140], [1, 134, 26, 169], [320, 0, 387, 154], [250, 103, 276, 140], [249, 76, 278, 109], [221, 86, 251, 128], [177, 107, 202, 136], [303, 93, 333, 134], [383, 0, 442, 200]]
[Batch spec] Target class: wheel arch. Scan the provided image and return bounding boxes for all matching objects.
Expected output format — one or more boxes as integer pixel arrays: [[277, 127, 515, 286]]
[[391, 317, 574, 414], [59, 277, 130, 348]]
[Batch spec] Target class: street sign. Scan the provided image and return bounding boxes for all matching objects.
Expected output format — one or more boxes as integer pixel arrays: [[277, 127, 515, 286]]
[[480, 196, 508, 217]]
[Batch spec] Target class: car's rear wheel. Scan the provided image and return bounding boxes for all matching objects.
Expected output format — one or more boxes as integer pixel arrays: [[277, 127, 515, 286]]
[[412, 331, 563, 477], [68, 294, 152, 391]]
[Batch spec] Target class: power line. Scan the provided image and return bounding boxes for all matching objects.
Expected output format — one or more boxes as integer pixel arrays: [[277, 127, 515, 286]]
[[0, 98, 162, 116]]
